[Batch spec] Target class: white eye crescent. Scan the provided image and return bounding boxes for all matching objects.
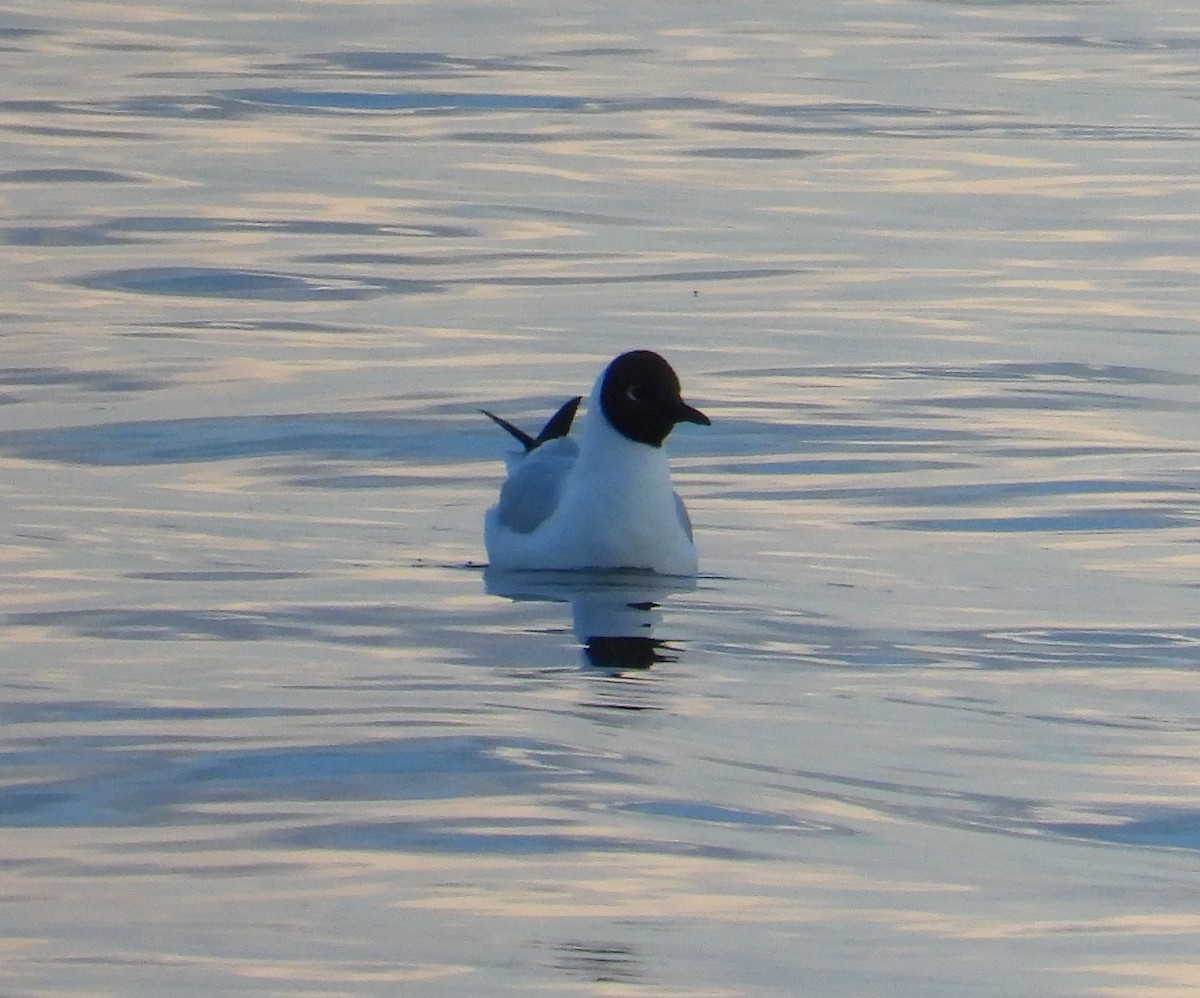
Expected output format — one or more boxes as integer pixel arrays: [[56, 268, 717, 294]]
[[626, 385, 647, 402]]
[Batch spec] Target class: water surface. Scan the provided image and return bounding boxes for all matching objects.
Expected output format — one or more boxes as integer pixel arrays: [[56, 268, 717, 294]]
[[2, 1, 1199, 995]]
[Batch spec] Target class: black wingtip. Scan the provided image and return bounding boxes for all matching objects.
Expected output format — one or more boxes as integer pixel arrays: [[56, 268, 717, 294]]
[[535, 396, 582, 447], [480, 409, 536, 451], [483, 395, 582, 453]]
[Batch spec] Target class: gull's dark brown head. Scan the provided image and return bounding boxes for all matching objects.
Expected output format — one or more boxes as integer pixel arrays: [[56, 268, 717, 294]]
[[599, 350, 710, 447]]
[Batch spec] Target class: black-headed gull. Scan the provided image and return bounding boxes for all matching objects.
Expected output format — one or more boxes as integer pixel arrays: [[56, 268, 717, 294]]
[[483, 350, 710, 575]]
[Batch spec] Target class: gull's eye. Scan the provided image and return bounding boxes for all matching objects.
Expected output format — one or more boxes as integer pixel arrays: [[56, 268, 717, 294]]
[[626, 384, 650, 402]]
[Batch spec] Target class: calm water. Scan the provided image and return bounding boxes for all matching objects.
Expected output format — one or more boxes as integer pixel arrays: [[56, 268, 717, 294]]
[[2, 0, 1199, 994]]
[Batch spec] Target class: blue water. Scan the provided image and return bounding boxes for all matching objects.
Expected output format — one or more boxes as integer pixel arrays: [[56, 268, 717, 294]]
[[2, 1, 1199, 995]]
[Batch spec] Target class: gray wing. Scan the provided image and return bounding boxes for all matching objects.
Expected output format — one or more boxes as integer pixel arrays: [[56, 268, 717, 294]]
[[495, 437, 577, 535], [674, 492, 694, 541]]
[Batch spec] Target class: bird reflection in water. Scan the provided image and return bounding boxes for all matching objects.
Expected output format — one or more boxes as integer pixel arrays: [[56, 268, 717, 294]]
[[483, 568, 693, 673]]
